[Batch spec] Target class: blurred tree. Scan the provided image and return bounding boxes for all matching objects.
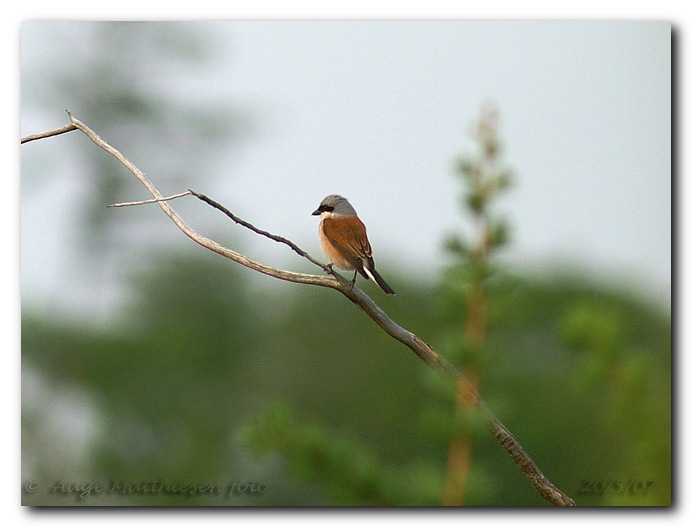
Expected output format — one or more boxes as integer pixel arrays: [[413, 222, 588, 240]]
[[22, 22, 247, 230], [21, 21, 254, 505], [21, 21, 251, 319], [22, 250, 265, 505], [558, 298, 671, 505], [438, 104, 512, 505], [22, 238, 671, 506]]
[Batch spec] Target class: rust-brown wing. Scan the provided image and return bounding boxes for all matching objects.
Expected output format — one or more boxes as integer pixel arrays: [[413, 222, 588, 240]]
[[322, 216, 372, 272]]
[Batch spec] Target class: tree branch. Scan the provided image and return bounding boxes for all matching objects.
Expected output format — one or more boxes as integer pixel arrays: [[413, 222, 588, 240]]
[[108, 190, 194, 208], [20, 112, 576, 506], [20, 122, 77, 144], [61, 111, 335, 289], [186, 189, 332, 273]]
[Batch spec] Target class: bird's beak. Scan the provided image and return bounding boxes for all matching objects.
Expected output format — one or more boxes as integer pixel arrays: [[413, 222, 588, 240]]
[[311, 208, 321, 216]]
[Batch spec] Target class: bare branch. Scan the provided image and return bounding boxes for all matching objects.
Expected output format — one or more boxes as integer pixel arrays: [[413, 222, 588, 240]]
[[491, 420, 575, 506], [61, 111, 336, 289], [21, 113, 576, 507], [108, 190, 193, 208], [187, 189, 332, 274], [20, 121, 77, 144]]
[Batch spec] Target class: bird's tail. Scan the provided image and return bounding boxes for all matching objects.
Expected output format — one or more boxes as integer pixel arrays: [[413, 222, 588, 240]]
[[363, 262, 396, 295]]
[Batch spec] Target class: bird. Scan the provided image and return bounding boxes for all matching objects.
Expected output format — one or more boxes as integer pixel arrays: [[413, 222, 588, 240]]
[[312, 194, 396, 295]]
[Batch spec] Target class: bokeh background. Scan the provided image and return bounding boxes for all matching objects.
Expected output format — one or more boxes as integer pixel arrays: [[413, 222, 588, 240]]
[[20, 21, 670, 506]]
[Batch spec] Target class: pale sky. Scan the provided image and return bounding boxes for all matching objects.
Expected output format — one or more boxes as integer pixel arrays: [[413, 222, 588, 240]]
[[20, 21, 671, 314], [211, 22, 670, 289]]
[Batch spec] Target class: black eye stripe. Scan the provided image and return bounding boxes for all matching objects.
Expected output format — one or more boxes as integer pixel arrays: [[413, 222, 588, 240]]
[[320, 205, 335, 212]]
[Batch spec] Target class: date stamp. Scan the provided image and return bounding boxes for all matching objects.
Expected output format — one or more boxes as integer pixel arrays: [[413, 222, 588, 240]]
[[578, 479, 655, 496]]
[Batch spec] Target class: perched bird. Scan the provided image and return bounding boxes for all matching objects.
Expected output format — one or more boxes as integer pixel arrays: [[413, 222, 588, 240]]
[[312, 194, 395, 295]]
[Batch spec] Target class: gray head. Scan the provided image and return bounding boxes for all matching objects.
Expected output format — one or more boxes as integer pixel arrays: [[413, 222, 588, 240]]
[[311, 194, 358, 217]]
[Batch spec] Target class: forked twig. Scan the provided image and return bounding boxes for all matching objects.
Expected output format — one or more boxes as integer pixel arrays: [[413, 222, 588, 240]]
[[108, 190, 194, 208]]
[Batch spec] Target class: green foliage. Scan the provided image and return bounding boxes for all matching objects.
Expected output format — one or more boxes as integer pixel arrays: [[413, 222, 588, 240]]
[[239, 402, 442, 505], [22, 252, 671, 505], [560, 302, 625, 356], [556, 297, 670, 506]]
